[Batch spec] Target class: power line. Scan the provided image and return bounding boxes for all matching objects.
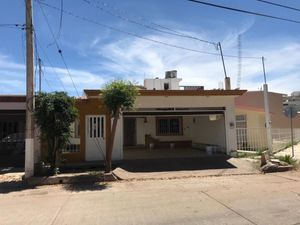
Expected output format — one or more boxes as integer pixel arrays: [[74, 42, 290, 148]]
[[56, 0, 64, 40], [256, 0, 300, 12], [82, 0, 217, 46], [36, 0, 80, 97], [91, 0, 193, 37], [187, 0, 300, 25], [0, 23, 24, 27], [34, 34, 67, 92], [0, 23, 25, 30], [38, 1, 261, 59]]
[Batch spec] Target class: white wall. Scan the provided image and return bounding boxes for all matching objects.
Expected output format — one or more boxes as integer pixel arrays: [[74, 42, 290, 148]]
[[144, 78, 182, 90], [135, 115, 226, 150], [190, 116, 226, 149], [112, 117, 123, 160]]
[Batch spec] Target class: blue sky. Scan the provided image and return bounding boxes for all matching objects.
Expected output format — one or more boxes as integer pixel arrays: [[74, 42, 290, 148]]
[[0, 0, 300, 96]]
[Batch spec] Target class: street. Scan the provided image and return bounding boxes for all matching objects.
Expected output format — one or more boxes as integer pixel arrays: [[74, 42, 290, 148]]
[[1, 171, 300, 225]]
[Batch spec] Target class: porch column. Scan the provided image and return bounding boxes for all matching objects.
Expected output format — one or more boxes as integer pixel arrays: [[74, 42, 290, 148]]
[[224, 105, 237, 155]]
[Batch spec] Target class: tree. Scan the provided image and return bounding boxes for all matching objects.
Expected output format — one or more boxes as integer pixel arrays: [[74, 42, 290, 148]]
[[35, 92, 78, 171], [101, 80, 139, 172]]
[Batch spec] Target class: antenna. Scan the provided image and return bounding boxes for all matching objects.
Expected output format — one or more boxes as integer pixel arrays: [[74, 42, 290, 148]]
[[236, 34, 242, 89]]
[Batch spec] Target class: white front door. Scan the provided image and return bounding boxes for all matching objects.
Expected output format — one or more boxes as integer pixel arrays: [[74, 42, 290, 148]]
[[85, 115, 106, 161]]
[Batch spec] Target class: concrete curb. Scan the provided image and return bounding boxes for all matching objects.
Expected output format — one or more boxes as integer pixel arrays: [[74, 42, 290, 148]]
[[112, 167, 260, 182], [25, 173, 104, 186]]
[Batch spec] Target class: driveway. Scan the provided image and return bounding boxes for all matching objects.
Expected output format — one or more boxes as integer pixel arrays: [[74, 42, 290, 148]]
[[114, 156, 259, 181]]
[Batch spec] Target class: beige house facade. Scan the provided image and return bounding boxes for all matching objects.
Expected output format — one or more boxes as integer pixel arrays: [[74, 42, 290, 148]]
[[63, 89, 246, 163]]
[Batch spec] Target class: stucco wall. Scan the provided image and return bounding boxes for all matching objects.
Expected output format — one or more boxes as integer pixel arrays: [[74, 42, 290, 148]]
[[235, 108, 267, 149], [112, 117, 123, 160], [135, 115, 226, 150], [235, 91, 300, 129], [132, 95, 237, 154]]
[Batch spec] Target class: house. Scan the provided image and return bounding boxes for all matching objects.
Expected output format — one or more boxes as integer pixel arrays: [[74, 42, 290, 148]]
[[0, 95, 26, 167], [235, 91, 300, 151], [62, 71, 246, 163], [283, 91, 300, 111]]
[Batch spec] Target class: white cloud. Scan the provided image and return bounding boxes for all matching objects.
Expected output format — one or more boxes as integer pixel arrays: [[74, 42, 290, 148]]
[[1, 21, 299, 96], [94, 29, 300, 95]]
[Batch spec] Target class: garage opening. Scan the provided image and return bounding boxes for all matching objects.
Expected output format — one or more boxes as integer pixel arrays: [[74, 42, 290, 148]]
[[0, 110, 25, 168], [123, 108, 227, 160]]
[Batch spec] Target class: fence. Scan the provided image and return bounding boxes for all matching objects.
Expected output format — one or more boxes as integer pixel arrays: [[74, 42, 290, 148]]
[[236, 127, 300, 152]]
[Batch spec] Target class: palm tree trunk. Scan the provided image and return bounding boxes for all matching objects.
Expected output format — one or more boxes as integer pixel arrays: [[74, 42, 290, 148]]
[[105, 110, 119, 173]]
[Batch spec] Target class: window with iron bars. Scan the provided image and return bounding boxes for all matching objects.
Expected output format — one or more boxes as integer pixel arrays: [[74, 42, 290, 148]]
[[156, 117, 183, 136]]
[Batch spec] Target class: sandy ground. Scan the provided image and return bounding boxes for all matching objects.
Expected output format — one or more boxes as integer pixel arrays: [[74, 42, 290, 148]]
[[275, 142, 300, 160]]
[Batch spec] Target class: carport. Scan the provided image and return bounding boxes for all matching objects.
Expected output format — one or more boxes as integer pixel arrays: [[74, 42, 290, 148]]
[[123, 107, 227, 160]]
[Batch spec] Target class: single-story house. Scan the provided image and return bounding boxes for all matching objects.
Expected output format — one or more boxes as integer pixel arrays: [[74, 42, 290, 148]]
[[63, 73, 246, 163]]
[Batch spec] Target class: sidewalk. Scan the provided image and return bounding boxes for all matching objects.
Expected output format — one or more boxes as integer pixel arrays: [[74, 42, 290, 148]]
[[275, 142, 300, 160]]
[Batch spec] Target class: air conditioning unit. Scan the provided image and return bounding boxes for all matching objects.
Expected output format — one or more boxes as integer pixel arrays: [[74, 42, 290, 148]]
[[165, 70, 177, 79]]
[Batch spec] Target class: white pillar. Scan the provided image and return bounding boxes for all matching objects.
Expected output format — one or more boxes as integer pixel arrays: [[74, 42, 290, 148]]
[[224, 105, 237, 155], [25, 138, 34, 178]]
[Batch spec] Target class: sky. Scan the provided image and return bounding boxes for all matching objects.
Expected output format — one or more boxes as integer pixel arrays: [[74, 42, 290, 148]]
[[0, 0, 300, 96]]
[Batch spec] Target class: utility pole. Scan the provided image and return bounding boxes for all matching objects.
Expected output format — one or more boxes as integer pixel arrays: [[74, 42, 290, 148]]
[[218, 42, 231, 90], [262, 56, 273, 155], [290, 109, 294, 157], [38, 58, 42, 93], [218, 42, 227, 78], [25, 0, 35, 178]]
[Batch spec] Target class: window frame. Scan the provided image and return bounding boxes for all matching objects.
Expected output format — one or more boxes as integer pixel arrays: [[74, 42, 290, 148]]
[[235, 114, 247, 128], [156, 116, 183, 136]]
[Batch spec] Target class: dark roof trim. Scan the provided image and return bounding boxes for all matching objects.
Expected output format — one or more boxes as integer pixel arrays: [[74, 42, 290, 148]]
[[0, 96, 26, 102]]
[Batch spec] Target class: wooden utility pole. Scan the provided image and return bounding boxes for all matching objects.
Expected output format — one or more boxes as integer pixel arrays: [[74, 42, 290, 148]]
[[25, 0, 35, 178], [38, 58, 42, 93]]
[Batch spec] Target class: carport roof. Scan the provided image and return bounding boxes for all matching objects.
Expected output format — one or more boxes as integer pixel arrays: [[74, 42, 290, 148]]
[[123, 107, 225, 116], [84, 89, 247, 97]]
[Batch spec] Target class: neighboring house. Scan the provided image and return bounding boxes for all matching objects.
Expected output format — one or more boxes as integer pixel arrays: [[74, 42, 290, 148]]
[[283, 91, 300, 112], [63, 72, 246, 163], [0, 95, 26, 167], [235, 91, 300, 151]]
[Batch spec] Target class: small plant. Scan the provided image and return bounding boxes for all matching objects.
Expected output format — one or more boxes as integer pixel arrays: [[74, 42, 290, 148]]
[[284, 141, 299, 149], [277, 155, 297, 165], [88, 171, 103, 177]]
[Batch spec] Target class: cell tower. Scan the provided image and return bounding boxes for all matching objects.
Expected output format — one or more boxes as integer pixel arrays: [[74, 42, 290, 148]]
[[236, 34, 242, 89]]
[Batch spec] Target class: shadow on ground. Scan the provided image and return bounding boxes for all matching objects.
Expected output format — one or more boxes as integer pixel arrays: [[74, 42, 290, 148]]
[[0, 167, 24, 175], [62, 182, 109, 192], [116, 155, 236, 173], [0, 180, 37, 194]]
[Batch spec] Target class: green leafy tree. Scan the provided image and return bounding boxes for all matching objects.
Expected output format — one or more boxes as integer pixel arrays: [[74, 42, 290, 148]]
[[101, 80, 138, 172], [35, 92, 78, 170]]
